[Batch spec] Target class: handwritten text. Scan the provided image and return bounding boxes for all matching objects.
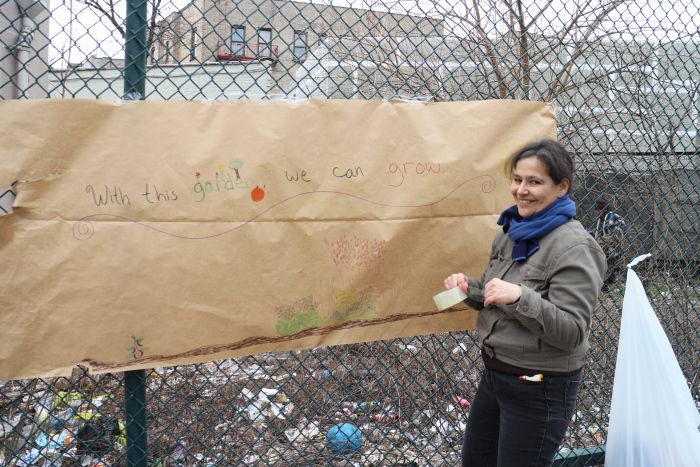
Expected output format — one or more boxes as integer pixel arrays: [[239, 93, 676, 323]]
[[387, 161, 441, 187]]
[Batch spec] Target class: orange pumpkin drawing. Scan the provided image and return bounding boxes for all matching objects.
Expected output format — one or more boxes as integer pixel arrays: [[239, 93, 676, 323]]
[[251, 185, 265, 202]]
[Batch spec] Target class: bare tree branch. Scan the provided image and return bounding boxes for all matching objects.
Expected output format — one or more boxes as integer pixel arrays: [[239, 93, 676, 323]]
[[471, 0, 508, 98], [516, 0, 529, 97], [546, 0, 627, 100], [80, 0, 162, 49], [81, 0, 125, 37], [147, 0, 163, 50]]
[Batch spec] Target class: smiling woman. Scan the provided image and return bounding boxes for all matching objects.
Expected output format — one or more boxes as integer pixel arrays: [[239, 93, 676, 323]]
[[443, 139, 606, 467], [509, 157, 569, 218]]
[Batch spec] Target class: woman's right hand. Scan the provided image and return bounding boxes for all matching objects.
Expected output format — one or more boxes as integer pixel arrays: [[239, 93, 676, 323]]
[[444, 273, 468, 293]]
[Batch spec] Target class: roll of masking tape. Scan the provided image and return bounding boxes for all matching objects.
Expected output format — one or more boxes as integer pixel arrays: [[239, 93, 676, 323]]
[[433, 287, 468, 311]]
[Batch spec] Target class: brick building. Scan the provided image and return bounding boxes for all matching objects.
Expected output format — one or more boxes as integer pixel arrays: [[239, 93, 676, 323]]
[[151, 0, 444, 94]]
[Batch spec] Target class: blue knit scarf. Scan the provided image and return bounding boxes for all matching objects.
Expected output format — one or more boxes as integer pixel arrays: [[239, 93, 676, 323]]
[[497, 195, 577, 262]]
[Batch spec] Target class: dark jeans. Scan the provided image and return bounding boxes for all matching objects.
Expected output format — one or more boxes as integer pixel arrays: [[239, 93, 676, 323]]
[[461, 368, 582, 467]]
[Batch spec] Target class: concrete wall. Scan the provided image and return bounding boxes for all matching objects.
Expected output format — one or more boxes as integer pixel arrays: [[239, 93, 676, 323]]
[[49, 62, 275, 100]]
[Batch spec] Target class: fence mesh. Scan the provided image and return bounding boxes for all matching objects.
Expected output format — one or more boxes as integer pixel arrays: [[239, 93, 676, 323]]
[[1, 0, 699, 465]]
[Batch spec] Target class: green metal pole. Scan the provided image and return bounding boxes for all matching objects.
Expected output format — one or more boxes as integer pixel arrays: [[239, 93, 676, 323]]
[[123, 0, 149, 464], [124, 370, 148, 466], [123, 0, 148, 99]]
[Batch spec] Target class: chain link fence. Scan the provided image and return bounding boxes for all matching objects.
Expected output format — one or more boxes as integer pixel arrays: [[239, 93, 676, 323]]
[[1, 0, 699, 465]]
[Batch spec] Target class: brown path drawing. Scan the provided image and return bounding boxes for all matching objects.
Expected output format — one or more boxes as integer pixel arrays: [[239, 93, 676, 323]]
[[84, 307, 464, 371]]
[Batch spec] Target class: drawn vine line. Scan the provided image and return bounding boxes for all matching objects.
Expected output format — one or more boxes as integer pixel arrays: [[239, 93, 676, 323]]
[[73, 175, 496, 241], [83, 307, 467, 371]]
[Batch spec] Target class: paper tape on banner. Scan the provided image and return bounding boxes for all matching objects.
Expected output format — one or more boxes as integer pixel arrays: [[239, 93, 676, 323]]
[[433, 287, 468, 311]]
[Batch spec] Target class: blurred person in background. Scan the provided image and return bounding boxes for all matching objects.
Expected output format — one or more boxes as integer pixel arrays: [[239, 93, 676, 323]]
[[443, 139, 606, 467], [590, 197, 627, 288]]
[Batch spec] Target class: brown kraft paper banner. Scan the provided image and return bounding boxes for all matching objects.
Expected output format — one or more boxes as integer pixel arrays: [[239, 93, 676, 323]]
[[0, 99, 556, 380]]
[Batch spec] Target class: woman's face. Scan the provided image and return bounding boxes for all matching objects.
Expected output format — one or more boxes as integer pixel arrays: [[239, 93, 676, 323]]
[[510, 156, 569, 218]]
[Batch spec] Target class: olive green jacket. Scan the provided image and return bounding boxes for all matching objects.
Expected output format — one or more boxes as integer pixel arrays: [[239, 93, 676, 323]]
[[466, 219, 607, 373]]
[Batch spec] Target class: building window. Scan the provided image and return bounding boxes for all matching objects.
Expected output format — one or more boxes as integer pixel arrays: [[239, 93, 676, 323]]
[[231, 25, 245, 56], [257, 27, 272, 57], [164, 40, 171, 63], [293, 30, 307, 62], [190, 27, 197, 61]]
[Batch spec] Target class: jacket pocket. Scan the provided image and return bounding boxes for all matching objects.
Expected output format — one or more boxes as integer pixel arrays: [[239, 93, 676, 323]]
[[520, 264, 548, 293]]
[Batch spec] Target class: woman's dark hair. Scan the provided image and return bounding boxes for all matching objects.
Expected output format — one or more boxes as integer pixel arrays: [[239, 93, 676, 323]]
[[505, 139, 574, 192]]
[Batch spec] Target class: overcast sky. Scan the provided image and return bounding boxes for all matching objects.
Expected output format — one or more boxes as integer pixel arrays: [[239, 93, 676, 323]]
[[48, 0, 699, 66]]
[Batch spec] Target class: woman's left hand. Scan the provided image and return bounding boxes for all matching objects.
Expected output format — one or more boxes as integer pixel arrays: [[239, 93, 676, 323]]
[[484, 278, 522, 307]]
